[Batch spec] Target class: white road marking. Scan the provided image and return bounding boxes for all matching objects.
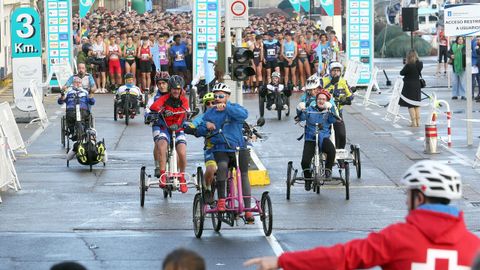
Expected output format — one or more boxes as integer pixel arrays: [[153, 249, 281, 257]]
[[392, 123, 402, 129], [371, 112, 380, 116]]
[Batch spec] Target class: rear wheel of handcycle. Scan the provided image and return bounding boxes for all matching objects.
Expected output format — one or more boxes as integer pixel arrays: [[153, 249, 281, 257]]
[[61, 116, 65, 147], [140, 166, 146, 207], [261, 192, 273, 236], [124, 97, 130, 126], [286, 97, 290, 117], [113, 102, 118, 121], [344, 162, 350, 200], [259, 95, 265, 118], [286, 161, 292, 200], [354, 146, 361, 179], [193, 193, 205, 238]]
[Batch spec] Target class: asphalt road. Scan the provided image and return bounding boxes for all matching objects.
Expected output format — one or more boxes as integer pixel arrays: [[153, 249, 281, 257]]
[[1, 60, 480, 269]]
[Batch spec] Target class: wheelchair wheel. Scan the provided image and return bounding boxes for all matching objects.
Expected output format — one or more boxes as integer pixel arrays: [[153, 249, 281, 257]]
[[261, 192, 273, 236], [286, 161, 293, 200], [61, 116, 66, 147], [193, 193, 205, 238], [113, 102, 118, 121], [354, 146, 361, 179], [344, 162, 350, 200], [140, 166, 146, 207]]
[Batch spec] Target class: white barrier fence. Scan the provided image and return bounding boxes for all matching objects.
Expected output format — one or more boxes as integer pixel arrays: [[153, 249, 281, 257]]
[[344, 60, 361, 88], [363, 66, 381, 107], [0, 102, 27, 158], [28, 80, 49, 128], [0, 135, 21, 203], [383, 77, 406, 123]]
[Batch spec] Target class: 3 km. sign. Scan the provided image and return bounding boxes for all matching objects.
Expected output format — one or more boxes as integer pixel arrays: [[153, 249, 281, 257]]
[[10, 7, 43, 112], [227, 0, 248, 28]]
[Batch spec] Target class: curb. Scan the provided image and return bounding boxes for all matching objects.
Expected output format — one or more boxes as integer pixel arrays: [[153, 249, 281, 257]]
[[248, 149, 270, 186]]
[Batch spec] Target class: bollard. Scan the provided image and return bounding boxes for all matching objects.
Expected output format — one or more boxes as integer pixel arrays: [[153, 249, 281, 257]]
[[424, 124, 439, 154]]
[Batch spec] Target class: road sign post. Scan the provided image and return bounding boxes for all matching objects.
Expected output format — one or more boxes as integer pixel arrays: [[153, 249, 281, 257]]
[[10, 7, 43, 112], [444, 3, 480, 146]]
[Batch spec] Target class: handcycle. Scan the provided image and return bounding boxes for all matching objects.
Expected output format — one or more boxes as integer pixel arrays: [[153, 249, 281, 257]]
[[113, 88, 142, 125], [192, 120, 272, 238], [60, 89, 95, 149], [259, 85, 290, 120], [286, 111, 360, 201], [139, 109, 196, 206]]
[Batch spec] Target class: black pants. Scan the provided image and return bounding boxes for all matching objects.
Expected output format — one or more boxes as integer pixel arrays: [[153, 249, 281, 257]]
[[214, 150, 251, 207], [333, 120, 346, 149], [301, 138, 336, 179]]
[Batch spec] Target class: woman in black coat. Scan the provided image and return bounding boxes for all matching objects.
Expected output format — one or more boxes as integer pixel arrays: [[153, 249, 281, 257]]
[[399, 50, 423, 127]]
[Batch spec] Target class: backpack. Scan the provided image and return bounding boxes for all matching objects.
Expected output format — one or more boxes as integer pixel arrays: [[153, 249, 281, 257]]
[[76, 140, 106, 165]]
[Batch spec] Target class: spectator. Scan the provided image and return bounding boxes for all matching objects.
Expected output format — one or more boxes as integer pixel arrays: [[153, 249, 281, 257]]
[[399, 50, 423, 128], [448, 36, 467, 100], [163, 249, 205, 270]]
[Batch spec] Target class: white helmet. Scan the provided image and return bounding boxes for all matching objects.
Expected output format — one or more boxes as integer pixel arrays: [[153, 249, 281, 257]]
[[271, 72, 281, 78], [305, 75, 321, 90], [212, 83, 231, 94], [329, 62, 343, 72], [401, 160, 462, 200]]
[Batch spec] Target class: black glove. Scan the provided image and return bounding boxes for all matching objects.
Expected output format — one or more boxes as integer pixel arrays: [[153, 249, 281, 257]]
[[163, 110, 174, 117], [330, 76, 339, 85]]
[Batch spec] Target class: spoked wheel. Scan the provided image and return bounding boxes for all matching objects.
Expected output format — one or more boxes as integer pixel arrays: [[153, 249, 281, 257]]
[[61, 116, 65, 147], [260, 192, 273, 236], [211, 212, 222, 232], [197, 167, 205, 200], [113, 102, 118, 121], [286, 161, 293, 200], [193, 193, 205, 238], [344, 162, 350, 200], [140, 166, 146, 207], [354, 146, 361, 179]]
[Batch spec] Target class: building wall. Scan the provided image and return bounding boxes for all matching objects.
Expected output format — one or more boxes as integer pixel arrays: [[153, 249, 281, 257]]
[[250, 0, 283, 8]]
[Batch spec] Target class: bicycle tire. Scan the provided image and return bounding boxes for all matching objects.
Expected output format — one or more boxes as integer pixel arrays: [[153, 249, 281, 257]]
[[211, 212, 222, 232], [61, 116, 65, 147], [345, 162, 350, 200], [286, 161, 292, 200], [124, 96, 130, 126], [355, 146, 361, 179], [114, 101, 118, 121], [286, 96, 290, 116], [193, 193, 205, 238], [259, 95, 265, 118], [261, 192, 273, 236]]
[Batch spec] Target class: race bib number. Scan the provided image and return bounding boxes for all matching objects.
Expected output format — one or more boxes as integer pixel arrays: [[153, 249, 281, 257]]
[[175, 52, 184, 61], [141, 54, 149, 60], [286, 51, 294, 58], [159, 52, 167, 60], [267, 49, 276, 56]]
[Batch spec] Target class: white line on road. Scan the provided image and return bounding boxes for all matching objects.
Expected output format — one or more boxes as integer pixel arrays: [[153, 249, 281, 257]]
[[392, 123, 402, 129], [371, 112, 380, 116], [256, 222, 285, 256]]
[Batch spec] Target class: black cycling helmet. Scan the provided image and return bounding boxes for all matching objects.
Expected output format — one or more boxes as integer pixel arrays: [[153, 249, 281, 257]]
[[155, 72, 170, 83], [168, 75, 185, 90], [124, 73, 134, 80], [82, 43, 93, 55]]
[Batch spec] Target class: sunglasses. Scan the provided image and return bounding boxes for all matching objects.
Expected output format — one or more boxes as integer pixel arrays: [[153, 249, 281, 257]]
[[214, 94, 225, 99], [205, 101, 215, 106]]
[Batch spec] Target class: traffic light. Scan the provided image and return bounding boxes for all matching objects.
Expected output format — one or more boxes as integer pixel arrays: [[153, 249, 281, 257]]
[[231, 47, 255, 81]]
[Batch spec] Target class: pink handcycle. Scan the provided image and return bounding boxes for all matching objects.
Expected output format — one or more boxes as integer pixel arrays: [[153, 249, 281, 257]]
[[192, 121, 272, 238]]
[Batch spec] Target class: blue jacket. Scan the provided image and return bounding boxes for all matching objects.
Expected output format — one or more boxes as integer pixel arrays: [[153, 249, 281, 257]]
[[197, 102, 248, 152], [472, 38, 477, 66], [297, 93, 337, 116], [298, 106, 337, 148], [58, 87, 95, 111]]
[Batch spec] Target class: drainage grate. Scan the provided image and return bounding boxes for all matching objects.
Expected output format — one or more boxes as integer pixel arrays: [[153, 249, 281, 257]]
[[471, 202, 480, 207]]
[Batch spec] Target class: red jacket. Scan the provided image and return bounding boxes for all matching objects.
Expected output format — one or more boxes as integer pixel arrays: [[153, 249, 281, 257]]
[[149, 93, 189, 130], [278, 209, 480, 270]]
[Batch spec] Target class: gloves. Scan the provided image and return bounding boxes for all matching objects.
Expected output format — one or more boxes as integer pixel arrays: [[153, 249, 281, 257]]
[[324, 102, 332, 109], [164, 110, 174, 117], [333, 89, 341, 98], [297, 102, 306, 111]]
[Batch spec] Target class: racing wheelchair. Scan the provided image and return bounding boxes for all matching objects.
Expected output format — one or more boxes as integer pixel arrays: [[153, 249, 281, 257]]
[[60, 90, 95, 149]]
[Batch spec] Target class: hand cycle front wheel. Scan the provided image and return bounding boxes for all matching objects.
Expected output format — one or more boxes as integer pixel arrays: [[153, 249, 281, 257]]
[[193, 193, 205, 238], [211, 211, 222, 232], [61, 116, 66, 147], [354, 146, 361, 179], [261, 192, 273, 236]]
